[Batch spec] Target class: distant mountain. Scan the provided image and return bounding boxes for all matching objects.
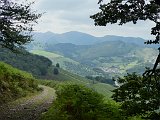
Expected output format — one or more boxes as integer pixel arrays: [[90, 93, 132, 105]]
[[27, 31, 154, 50], [99, 35, 145, 46], [32, 31, 58, 43], [45, 40, 143, 60], [56, 31, 99, 45]]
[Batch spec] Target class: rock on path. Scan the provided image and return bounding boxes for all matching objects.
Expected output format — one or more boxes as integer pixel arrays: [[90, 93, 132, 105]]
[[0, 85, 55, 120]]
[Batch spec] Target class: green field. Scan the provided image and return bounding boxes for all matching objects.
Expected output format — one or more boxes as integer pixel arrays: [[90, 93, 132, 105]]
[[30, 50, 98, 76], [31, 50, 78, 67]]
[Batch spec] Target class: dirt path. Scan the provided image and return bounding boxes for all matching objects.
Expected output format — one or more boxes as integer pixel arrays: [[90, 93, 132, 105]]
[[0, 85, 56, 120]]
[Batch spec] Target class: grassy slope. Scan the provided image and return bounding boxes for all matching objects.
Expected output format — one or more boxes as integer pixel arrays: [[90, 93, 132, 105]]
[[38, 67, 115, 99], [31, 50, 115, 98], [134, 48, 158, 62], [31, 50, 78, 67], [0, 62, 39, 104], [31, 50, 98, 76], [92, 83, 115, 98]]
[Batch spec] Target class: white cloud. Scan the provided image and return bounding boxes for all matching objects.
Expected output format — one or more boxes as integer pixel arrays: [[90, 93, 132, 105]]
[[29, 0, 156, 39], [35, 0, 98, 12]]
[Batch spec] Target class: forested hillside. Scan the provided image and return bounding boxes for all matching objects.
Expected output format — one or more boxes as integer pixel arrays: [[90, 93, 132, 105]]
[[31, 50, 99, 77], [30, 39, 158, 80], [0, 48, 52, 78]]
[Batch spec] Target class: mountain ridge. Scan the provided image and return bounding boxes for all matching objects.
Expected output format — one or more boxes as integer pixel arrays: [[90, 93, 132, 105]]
[[27, 31, 159, 80], [27, 31, 153, 50]]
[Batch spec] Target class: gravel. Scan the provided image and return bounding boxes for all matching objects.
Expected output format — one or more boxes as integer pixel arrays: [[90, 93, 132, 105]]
[[0, 85, 55, 120]]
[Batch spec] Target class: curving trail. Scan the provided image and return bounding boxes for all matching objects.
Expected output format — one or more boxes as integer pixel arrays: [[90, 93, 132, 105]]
[[0, 85, 55, 120]]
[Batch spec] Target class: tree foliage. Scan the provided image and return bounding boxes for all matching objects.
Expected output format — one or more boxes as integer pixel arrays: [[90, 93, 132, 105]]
[[0, 0, 41, 50], [91, 0, 160, 44], [91, 0, 160, 118], [86, 75, 115, 85], [56, 63, 60, 68], [53, 68, 59, 75], [112, 72, 160, 119]]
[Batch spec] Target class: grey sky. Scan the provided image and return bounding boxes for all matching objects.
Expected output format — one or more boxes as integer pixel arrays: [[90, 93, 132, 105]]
[[28, 0, 155, 39]]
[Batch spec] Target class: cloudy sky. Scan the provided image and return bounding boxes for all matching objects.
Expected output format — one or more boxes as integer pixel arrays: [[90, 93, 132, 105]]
[[28, 0, 155, 39]]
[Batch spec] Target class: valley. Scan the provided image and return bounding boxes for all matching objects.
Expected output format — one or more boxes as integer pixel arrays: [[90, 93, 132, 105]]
[[1, 0, 160, 119], [29, 31, 158, 81], [1, 31, 159, 120]]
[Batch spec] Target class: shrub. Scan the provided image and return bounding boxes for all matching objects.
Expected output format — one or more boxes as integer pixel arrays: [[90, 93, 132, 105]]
[[41, 84, 123, 120], [56, 63, 60, 68], [0, 62, 39, 104], [53, 68, 59, 75]]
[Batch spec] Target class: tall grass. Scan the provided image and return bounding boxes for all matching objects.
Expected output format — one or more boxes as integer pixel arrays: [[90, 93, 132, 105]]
[[0, 62, 39, 104]]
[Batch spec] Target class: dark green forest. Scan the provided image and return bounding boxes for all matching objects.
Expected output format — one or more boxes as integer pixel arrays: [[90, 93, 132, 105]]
[[0, 48, 52, 78]]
